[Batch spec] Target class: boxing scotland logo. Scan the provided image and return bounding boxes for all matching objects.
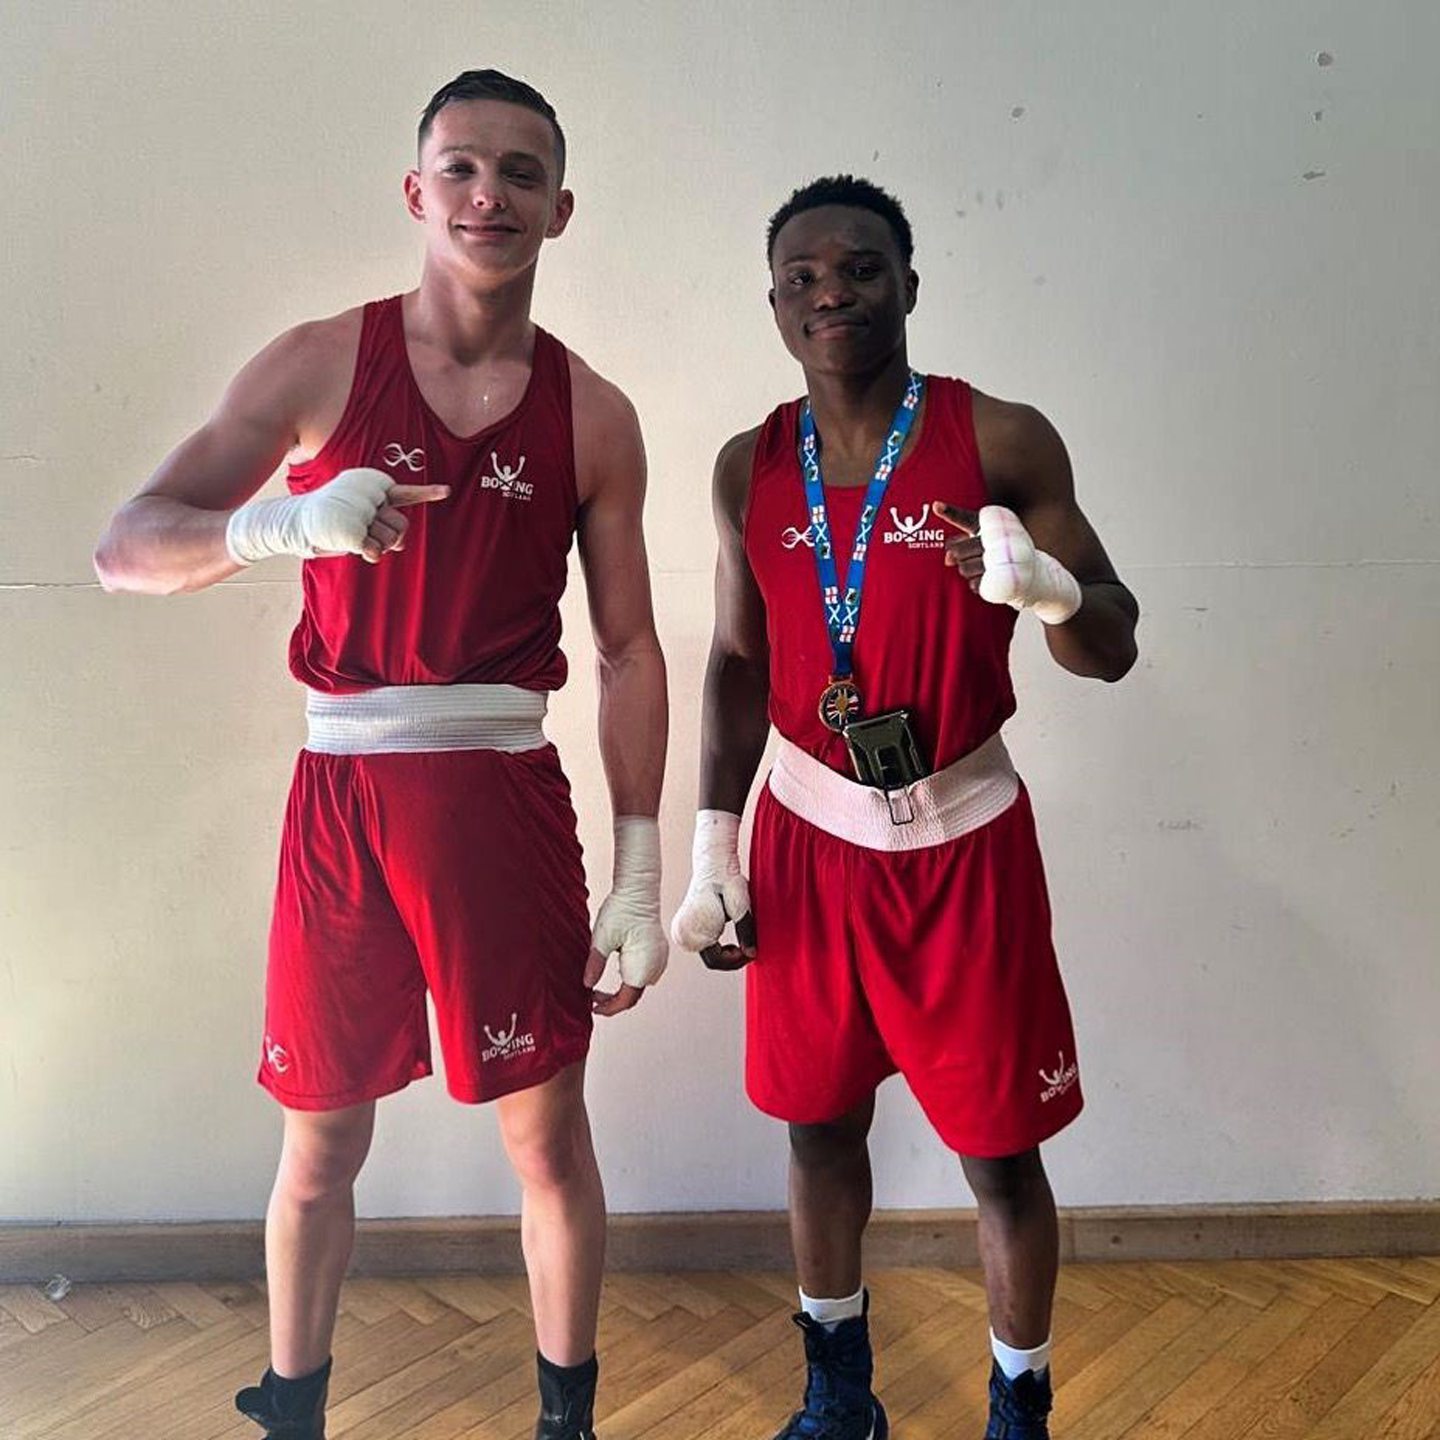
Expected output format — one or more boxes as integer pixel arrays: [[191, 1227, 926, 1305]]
[[881, 506, 946, 549], [482, 1013, 537, 1063], [480, 452, 534, 500], [1038, 1050, 1079, 1104]]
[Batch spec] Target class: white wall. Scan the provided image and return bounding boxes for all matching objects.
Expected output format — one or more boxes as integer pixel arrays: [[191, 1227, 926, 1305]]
[[2, 0, 1436, 1223]]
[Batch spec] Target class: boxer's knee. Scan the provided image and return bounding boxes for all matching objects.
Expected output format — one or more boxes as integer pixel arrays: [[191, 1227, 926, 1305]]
[[961, 1147, 1052, 1223], [789, 1094, 876, 1173], [275, 1103, 375, 1208], [497, 1063, 595, 1194]]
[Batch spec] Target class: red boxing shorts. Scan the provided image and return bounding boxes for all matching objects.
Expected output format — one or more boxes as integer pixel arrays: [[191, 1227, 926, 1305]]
[[260, 743, 593, 1111], [745, 750, 1082, 1158]]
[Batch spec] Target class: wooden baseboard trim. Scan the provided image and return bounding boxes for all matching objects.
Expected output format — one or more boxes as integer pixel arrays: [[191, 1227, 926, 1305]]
[[3, 1203, 1437, 1285]]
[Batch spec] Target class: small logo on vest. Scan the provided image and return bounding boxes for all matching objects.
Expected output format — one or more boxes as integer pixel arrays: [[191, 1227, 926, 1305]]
[[382, 442, 426, 473], [482, 1013, 537, 1064], [480, 452, 534, 500], [264, 1036, 291, 1075], [782, 523, 817, 550], [881, 506, 946, 549], [1038, 1051, 1079, 1104]]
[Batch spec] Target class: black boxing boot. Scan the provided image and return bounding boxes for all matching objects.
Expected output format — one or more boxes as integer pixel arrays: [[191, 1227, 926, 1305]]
[[234, 1357, 332, 1439], [535, 1350, 599, 1439]]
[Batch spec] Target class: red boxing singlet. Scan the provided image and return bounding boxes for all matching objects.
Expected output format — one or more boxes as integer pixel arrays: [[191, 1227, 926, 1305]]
[[744, 376, 1017, 775], [286, 296, 577, 693]]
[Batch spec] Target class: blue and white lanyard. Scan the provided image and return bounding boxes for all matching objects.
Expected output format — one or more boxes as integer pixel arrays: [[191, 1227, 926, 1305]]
[[799, 370, 924, 681]]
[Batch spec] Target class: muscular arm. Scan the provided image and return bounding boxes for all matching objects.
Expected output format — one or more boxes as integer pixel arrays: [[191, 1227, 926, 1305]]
[[572, 363, 668, 819], [92, 318, 353, 595], [972, 393, 1139, 682], [572, 362, 670, 1010], [699, 430, 772, 814], [665, 430, 769, 968]]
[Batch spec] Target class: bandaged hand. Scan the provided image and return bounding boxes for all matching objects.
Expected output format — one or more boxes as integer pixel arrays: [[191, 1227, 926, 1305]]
[[587, 816, 668, 1015], [933, 502, 1082, 625], [225, 467, 449, 566], [669, 810, 757, 972]]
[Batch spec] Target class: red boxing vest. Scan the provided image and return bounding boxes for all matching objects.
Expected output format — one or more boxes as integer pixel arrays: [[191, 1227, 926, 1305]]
[[286, 296, 576, 694], [743, 376, 1018, 776]]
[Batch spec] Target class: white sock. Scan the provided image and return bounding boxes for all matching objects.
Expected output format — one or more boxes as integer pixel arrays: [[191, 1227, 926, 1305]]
[[799, 1285, 865, 1331], [991, 1328, 1051, 1380]]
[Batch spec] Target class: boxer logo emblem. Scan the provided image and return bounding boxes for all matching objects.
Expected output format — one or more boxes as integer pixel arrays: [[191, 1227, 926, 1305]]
[[482, 1013, 537, 1063], [1038, 1050, 1078, 1103], [882, 506, 946, 549], [382, 442, 426, 473], [264, 1036, 291, 1075], [480, 452, 534, 500]]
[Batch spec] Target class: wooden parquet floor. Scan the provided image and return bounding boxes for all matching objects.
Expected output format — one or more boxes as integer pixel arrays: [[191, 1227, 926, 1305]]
[[4, 1260, 1440, 1438]]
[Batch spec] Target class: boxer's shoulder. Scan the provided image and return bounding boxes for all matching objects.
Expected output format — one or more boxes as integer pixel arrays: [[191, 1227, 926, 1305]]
[[220, 308, 359, 424], [566, 347, 638, 435], [248, 307, 364, 460], [267, 307, 365, 398], [566, 349, 645, 507], [712, 426, 763, 535], [971, 389, 1051, 455], [970, 390, 1069, 507]]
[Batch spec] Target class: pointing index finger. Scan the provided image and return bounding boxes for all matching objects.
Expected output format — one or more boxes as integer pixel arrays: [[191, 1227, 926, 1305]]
[[932, 500, 979, 535], [389, 484, 451, 508]]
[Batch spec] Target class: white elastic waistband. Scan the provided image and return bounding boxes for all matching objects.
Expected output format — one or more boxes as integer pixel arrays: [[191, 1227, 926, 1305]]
[[767, 732, 1019, 851], [304, 684, 549, 755]]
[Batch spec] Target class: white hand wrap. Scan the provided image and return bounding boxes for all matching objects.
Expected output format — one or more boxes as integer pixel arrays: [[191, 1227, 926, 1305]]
[[669, 810, 751, 952], [976, 505, 1082, 625], [224, 467, 394, 565], [590, 816, 668, 987]]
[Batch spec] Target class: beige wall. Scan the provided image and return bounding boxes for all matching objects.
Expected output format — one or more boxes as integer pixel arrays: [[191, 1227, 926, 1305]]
[[2, 0, 1437, 1221]]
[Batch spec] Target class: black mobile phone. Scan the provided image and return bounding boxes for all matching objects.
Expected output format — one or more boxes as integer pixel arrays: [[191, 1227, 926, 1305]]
[[843, 709, 931, 791]]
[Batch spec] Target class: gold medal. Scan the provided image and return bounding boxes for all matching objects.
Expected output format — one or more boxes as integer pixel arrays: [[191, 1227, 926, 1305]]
[[818, 676, 861, 733]]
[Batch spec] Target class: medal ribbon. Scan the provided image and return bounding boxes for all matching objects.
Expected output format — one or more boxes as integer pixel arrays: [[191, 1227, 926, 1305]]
[[799, 369, 924, 683]]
